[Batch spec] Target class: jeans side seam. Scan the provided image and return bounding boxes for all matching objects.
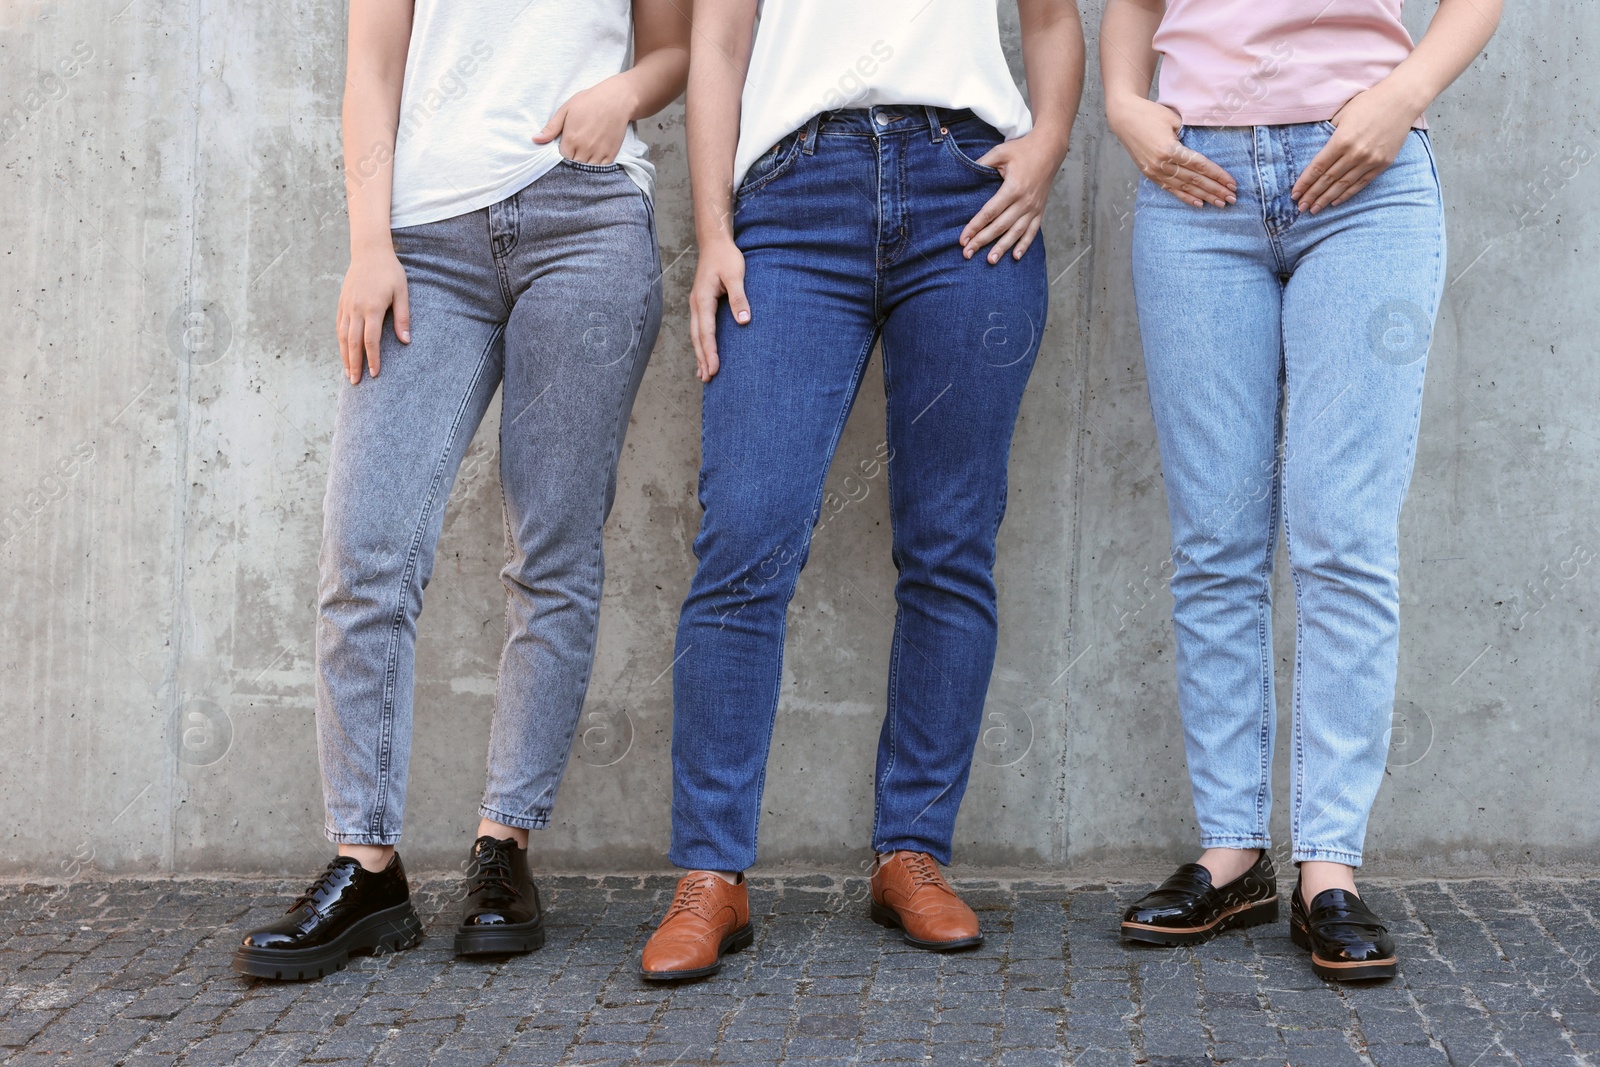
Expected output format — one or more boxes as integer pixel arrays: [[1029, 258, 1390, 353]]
[[756, 324, 880, 865], [1282, 354, 1307, 853], [872, 336, 902, 853], [368, 323, 504, 841], [1255, 418, 1282, 838]]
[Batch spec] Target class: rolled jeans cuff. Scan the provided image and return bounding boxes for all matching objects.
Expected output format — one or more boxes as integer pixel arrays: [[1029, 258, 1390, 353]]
[[478, 805, 552, 832], [325, 828, 402, 846], [1292, 847, 1364, 867], [1198, 834, 1272, 851]]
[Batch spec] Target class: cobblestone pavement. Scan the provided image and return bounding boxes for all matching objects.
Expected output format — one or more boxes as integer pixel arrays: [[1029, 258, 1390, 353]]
[[2, 873, 1598, 1066]]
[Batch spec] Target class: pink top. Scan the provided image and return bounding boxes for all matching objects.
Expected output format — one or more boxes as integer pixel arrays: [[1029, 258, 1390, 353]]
[[1154, 0, 1424, 127]]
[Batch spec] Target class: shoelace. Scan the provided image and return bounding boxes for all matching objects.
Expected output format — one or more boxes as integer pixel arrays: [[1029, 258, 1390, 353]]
[[901, 852, 947, 890], [664, 874, 719, 920], [468, 840, 518, 897], [291, 860, 353, 914]]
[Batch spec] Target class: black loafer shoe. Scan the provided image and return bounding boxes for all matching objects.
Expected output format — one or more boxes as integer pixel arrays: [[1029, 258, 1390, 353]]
[[233, 854, 423, 980], [454, 836, 545, 957], [1121, 849, 1278, 946], [1290, 879, 1398, 981]]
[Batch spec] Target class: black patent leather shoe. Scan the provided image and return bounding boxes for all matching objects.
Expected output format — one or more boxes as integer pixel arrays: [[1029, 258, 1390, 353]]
[[1121, 849, 1278, 946], [233, 854, 423, 980], [454, 836, 545, 957], [1290, 879, 1398, 981]]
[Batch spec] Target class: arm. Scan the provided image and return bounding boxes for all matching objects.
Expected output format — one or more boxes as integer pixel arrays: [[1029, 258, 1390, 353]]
[[960, 0, 1085, 263], [533, 0, 692, 164], [685, 0, 758, 382], [1100, 0, 1237, 208], [337, 0, 414, 385], [1293, 0, 1503, 212]]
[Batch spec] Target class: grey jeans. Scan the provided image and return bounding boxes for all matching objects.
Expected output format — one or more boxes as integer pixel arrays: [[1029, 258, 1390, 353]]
[[316, 161, 662, 845]]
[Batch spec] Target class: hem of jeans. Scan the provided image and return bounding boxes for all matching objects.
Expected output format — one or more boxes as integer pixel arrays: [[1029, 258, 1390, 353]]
[[478, 805, 552, 832], [873, 840, 954, 867], [325, 828, 402, 846], [1198, 835, 1272, 851], [1292, 848, 1364, 867], [668, 851, 752, 875]]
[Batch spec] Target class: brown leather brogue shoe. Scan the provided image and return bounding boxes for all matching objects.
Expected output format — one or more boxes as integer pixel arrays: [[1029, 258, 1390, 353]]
[[870, 851, 983, 951], [639, 871, 753, 980]]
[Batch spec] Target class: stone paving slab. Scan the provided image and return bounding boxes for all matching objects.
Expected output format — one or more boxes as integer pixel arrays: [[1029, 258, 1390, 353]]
[[1, 875, 1597, 1065]]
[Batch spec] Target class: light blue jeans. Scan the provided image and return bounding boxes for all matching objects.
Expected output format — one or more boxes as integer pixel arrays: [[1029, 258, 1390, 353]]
[[316, 162, 661, 845], [1132, 122, 1445, 866]]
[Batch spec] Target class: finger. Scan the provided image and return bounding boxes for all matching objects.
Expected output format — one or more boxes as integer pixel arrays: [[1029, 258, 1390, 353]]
[[960, 191, 1008, 246], [533, 105, 565, 145], [725, 274, 751, 326], [1011, 216, 1042, 261], [344, 314, 364, 384], [700, 299, 722, 380], [1330, 167, 1380, 208], [986, 214, 1031, 265], [1180, 149, 1237, 195], [972, 144, 1009, 172], [1312, 165, 1378, 213], [970, 203, 1026, 262], [693, 293, 721, 381], [964, 199, 1024, 258], [688, 297, 707, 381], [363, 311, 383, 379], [337, 307, 357, 384], [1292, 142, 1359, 203], [336, 305, 348, 371], [1156, 168, 1232, 208], [1158, 155, 1236, 206], [392, 284, 411, 345], [1299, 153, 1362, 212]]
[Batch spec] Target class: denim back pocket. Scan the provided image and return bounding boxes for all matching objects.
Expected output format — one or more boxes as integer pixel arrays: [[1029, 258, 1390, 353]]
[[736, 132, 802, 203]]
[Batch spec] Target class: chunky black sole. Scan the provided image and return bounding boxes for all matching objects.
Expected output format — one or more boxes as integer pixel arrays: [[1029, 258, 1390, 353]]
[[869, 901, 984, 952], [638, 923, 754, 981], [1121, 896, 1279, 947], [231, 902, 424, 981], [454, 919, 546, 957], [1290, 919, 1398, 981]]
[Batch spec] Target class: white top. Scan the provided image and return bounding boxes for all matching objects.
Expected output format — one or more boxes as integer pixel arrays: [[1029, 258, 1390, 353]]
[[389, 0, 654, 229], [732, 0, 1032, 190]]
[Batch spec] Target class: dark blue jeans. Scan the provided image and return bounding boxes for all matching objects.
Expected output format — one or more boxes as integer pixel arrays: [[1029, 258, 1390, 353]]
[[669, 106, 1048, 871]]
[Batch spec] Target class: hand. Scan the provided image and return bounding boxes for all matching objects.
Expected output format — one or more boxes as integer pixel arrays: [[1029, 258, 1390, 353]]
[[959, 129, 1069, 264], [688, 237, 750, 383], [533, 76, 638, 165], [1292, 85, 1416, 213], [336, 247, 409, 385], [1107, 95, 1236, 209]]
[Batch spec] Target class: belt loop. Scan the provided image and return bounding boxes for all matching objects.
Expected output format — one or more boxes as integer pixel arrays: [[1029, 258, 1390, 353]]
[[925, 105, 945, 142], [802, 112, 822, 155]]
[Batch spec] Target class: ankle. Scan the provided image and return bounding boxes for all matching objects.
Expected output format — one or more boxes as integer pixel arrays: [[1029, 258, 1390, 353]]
[[692, 869, 742, 885], [1196, 846, 1261, 886], [1298, 860, 1357, 905], [338, 844, 395, 874], [476, 818, 529, 850]]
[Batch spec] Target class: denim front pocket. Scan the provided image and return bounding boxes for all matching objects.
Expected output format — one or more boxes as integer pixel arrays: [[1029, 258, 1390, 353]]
[[942, 120, 1004, 178], [736, 133, 802, 203]]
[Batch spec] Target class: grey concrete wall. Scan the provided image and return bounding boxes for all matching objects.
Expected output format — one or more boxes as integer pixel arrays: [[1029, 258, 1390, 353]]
[[1, 0, 1595, 878]]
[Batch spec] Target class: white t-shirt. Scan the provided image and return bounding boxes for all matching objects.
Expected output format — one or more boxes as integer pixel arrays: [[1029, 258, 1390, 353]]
[[732, 0, 1032, 190], [388, 0, 654, 229]]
